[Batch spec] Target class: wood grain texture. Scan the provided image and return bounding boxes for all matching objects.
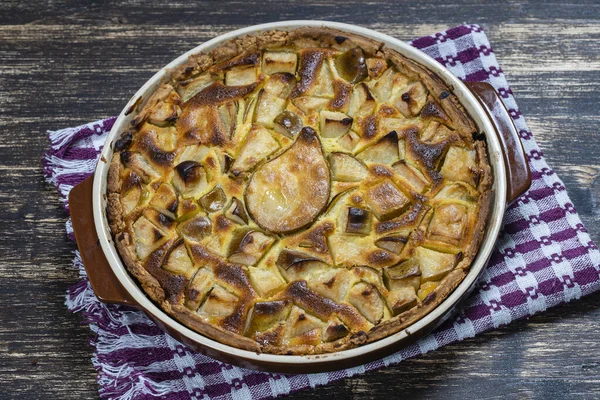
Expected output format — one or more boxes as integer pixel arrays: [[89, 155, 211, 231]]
[[0, 1, 599, 399]]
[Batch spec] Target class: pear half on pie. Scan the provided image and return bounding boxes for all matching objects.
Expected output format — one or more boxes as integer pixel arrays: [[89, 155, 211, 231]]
[[107, 27, 492, 355]]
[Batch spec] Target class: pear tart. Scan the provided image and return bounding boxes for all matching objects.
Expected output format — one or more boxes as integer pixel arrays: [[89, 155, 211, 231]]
[[107, 28, 492, 354]]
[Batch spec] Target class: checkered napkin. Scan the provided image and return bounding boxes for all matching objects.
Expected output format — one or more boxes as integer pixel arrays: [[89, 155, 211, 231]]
[[44, 24, 600, 400]]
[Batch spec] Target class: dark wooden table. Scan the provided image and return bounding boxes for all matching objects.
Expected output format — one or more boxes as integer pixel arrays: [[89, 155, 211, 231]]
[[2, 1, 600, 398]]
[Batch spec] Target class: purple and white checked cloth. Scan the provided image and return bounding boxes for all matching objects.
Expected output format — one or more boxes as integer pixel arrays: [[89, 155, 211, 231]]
[[44, 24, 600, 400]]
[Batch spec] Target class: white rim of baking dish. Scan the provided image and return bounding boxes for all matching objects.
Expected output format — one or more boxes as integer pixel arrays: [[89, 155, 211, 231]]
[[92, 20, 506, 366]]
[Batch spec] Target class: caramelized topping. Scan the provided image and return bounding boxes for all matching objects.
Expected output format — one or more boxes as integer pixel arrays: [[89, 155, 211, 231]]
[[291, 49, 326, 98], [187, 81, 259, 107]]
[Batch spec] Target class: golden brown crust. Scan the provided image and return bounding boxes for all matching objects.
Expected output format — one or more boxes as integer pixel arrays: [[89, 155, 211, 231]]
[[168, 303, 261, 352], [107, 27, 493, 355]]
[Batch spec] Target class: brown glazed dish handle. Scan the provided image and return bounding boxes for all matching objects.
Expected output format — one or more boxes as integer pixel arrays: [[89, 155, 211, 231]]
[[69, 175, 140, 307], [464, 81, 531, 205]]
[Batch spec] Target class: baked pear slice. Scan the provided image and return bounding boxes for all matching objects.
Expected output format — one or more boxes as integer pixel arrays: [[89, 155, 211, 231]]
[[231, 125, 280, 175], [228, 229, 275, 266], [329, 152, 368, 182], [245, 127, 331, 233], [245, 300, 293, 338], [334, 47, 368, 84]]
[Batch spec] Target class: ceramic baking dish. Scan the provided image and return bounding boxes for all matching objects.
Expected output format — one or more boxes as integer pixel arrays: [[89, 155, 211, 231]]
[[69, 20, 530, 373]]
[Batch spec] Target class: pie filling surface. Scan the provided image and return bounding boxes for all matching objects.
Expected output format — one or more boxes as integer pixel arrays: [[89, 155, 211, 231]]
[[107, 28, 493, 355]]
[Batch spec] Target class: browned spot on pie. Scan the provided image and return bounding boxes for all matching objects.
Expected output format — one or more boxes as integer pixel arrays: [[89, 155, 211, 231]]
[[284, 281, 339, 318], [187, 81, 259, 107], [136, 133, 175, 167], [405, 128, 459, 184], [367, 249, 396, 266], [175, 161, 203, 184], [335, 36, 347, 44], [290, 49, 326, 98], [370, 164, 393, 177], [222, 307, 246, 333], [361, 115, 377, 139], [256, 329, 283, 346], [378, 105, 397, 116], [213, 51, 260, 71], [122, 170, 141, 192], [298, 222, 334, 253], [326, 323, 349, 342], [156, 213, 175, 230], [215, 263, 256, 297], [144, 242, 188, 303], [114, 131, 133, 151], [421, 100, 450, 123], [423, 291, 437, 304], [215, 215, 232, 231], [329, 80, 351, 110], [375, 201, 428, 234]]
